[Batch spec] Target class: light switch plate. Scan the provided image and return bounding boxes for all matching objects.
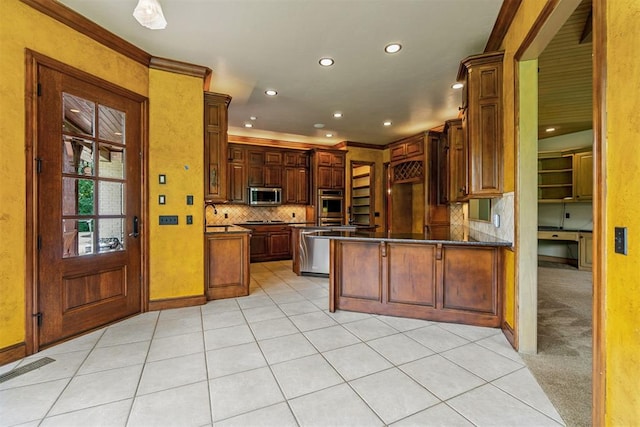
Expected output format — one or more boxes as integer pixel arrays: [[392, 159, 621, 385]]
[[614, 227, 627, 255]]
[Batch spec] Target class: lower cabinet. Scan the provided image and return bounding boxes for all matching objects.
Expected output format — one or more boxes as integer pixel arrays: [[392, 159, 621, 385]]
[[330, 239, 502, 327], [579, 232, 593, 271], [205, 232, 250, 300], [245, 225, 292, 262]]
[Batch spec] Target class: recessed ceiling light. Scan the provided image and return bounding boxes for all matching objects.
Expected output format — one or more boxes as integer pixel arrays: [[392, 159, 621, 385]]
[[114, 132, 122, 136], [451, 83, 464, 89], [244, 123, 253, 128], [384, 43, 402, 54], [545, 127, 556, 132], [319, 57, 334, 67], [333, 112, 343, 118], [265, 89, 278, 96], [325, 133, 334, 138], [70, 108, 80, 113], [383, 120, 393, 126], [250, 116, 257, 121], [314, 123, 325, 129]]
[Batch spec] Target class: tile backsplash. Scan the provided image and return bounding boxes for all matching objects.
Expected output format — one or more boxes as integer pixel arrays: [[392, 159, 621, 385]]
[[205, 204, 307, 225], [461, 192, 514, 244]]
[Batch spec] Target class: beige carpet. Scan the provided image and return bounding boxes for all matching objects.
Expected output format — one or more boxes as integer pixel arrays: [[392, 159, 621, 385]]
[[523, 265, 593, 427]]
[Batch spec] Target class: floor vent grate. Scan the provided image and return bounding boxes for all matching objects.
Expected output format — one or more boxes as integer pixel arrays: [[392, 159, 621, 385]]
[[0, 357, 55, 384]]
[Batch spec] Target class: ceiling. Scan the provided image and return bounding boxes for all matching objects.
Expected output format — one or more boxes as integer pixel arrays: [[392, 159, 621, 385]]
[[57, 0, 504, 146], [538, 0, 593, 139]]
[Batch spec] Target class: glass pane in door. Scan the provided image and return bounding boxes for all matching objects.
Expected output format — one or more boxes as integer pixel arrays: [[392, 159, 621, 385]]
[[62, 177, 94, 216], [98, 218, 125, 252], [98, 105, 125, 144], [98, 143, 125, 179], [62, 135, 94, 175], [63, 93, 94, 136]]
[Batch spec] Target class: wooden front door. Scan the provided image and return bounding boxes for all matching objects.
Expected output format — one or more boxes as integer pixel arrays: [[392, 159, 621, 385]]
[[35, 63, 144, 348]]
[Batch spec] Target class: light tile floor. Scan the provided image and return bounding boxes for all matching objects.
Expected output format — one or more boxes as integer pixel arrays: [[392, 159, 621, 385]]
[[0, 261, 565, 427]]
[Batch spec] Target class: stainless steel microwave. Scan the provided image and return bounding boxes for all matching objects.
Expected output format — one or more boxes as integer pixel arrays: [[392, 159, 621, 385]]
[[248, 187, 282, 206]]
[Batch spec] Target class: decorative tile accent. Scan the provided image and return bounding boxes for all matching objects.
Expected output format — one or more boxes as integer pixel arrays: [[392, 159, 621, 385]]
[[468, 192, 514, 244], [206, 205, 307, 225]]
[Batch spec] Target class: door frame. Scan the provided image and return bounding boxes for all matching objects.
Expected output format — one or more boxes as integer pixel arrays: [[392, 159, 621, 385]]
[[24, 50, 149, 354], [512, 0, 604, 424]]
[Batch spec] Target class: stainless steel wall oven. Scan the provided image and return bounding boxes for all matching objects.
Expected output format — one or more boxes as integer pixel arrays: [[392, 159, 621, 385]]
[[317, 189, 344, 226]]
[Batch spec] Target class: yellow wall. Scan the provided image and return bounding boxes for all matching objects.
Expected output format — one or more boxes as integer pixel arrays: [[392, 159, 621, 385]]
[[148, 69, 205, 300], [604, 0, 640, 422], [0, 0, 148, 349]]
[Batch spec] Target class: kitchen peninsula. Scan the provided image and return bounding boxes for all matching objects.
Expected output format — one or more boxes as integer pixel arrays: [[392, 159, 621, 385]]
[[315, 230, 511, 327]]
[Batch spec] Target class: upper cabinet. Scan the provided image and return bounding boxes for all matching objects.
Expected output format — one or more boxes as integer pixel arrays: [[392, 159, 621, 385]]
[[227, 144, 309, 205], [313, 149, 346, 190], [388, 134, 424, 184], [204, 92, 232, 202], [446, 118, 466, 202], [457, 51, 504, 198], [574, 151, 593, 201], [537, 147, 592, 203]]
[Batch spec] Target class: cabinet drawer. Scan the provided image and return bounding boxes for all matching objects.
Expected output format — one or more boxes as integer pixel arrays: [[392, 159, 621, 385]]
[[538, 231, 579, 241]]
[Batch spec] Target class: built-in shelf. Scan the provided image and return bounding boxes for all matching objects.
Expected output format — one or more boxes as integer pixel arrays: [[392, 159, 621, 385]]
[[350, 163, 374, 226]]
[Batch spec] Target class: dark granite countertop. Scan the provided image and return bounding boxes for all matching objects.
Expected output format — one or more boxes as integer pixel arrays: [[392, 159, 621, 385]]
[[310, 229, 512, 247], [205, 225, 251, 234]]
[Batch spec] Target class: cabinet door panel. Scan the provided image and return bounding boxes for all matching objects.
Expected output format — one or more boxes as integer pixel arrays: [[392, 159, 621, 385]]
[[269, 232, 291, 257], [387, 244, 436, 306], [575, 152, 593, 200], [337, 241, 381, 301], [297, 168, 309, 204], [317, 166, 332, 188], [228, 163, 246, 203], [390, 145, 406, 161], [250, 233, 269, 258], [248, 165, 264, 187], [331, 167, 344, 189], [264, 166, 282, 187], [442, 246, 497, 314]]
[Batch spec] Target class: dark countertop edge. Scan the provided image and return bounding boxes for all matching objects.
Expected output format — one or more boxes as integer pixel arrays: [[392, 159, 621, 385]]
[[204, 225, 251, 234], [537, 228, 593, 233], [310, 231, 512, 247]]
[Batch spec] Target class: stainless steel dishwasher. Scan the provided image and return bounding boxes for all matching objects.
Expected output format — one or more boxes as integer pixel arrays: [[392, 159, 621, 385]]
[[299, 226, 359, 276]]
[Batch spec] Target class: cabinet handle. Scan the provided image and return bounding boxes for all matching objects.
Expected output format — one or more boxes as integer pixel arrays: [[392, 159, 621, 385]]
[[552, 234, 559, 237]]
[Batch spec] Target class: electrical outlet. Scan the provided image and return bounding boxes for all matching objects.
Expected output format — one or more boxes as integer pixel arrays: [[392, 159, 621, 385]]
[[614, 227, 627, 255], [224, 213, 228, 219], [566, 212, 570, 219], [292, 212, 296, 218], [159, 215, 178, 225], [186, 215, 193, 225], [186, 195, 193, 205]]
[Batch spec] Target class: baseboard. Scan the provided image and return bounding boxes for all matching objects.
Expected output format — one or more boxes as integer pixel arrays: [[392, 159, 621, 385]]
[[148, 295, 207, 311], [0, 342, 27, 366]]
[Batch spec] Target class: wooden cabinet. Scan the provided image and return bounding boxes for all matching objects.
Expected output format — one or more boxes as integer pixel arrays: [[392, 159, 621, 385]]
[[329, 239, 502, 327], [284, 167, 309, 204], [425, 130, 450, 239], [579, 232, 593, 271], [247, 149, 282, 187], [457, 51, 503, 198], [205, 230, 250, 300], [313, 149, 346, 190], [204, 92, 232, 202], [228, 145, 309, 204], [446, 118, 467, 202], [228, 144, 246, 203], [244, 224, 292, 262], [574, 151, 593, 201], [389, 137, 424, 162], [537, 148, 592, 202], [538, 152, 574, 201]]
